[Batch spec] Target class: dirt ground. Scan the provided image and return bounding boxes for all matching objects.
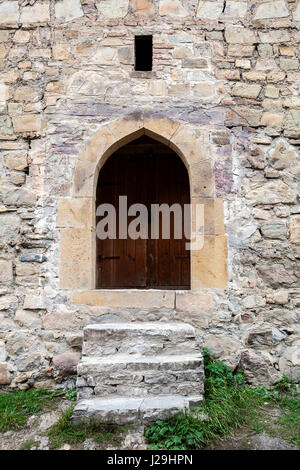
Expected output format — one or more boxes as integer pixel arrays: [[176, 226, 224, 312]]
[[0, 400, 298, 451]]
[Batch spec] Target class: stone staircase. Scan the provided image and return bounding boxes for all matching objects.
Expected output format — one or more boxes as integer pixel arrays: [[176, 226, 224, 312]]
[[72, 322, 204, 425]]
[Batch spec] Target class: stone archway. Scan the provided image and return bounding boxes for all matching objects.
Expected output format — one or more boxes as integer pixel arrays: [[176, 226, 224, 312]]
[[57, 115, 228, 296]]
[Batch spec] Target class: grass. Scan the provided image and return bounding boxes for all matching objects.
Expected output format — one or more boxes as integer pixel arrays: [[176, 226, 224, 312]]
[[0, 388, 60, 432], [47, 405, 123, 450], [20, 439, 40, 450], [145, 348, 300, 450]]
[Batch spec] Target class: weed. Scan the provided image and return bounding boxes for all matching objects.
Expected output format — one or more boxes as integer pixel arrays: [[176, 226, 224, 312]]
[[47, 405, 123, 449], [64, 388, 77, 401], [145, 348, 299, 450], [0, 389, 59, 432], [20, 439, 40, 450]]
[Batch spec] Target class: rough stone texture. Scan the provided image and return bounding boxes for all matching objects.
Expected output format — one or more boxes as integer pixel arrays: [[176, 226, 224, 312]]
[[0, 0, 299, 393], [74, 321, 203, 423], [55, 0, 84, 21], [73, 395, 202, 425], [0, 363, 11, 385], [239, 350, 281, 387]]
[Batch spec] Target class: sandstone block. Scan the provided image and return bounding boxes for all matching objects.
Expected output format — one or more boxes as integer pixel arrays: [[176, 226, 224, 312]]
[[193, 83, 215, 97], [73, 290, 175, 309], [279, 345, 300, 382], [130, 0, 154, 15], [96, 0, 129, 19], [254, 1, 288, 20], [215, 69, 240, 80], [15, 310, 41, 328], [42, 312, 76, 330], [149, 80, 166, 96], [236, 59, 251, 70], [53, 352, 80, 375], [257, 264, 295, 288], [55, 0, 83, 21], [192, 235, 228, 289], [261, 221, 287, 240], [269, 139, 297, 170], [261, 112, 284, 130], [192, 197, 224, 235], [267, 291, 289, 305], [182, 58, 207, 69], [284, 110, 300, 138], [239, 350, 280, 387], [159, 0, 189, 17], [12, 114, 45, 133], [13, 30, 30, 44], [176, 292, 214, 312], [118, 46, 134, 65], [0, 2, 19, 24], [196, 1, 223, 20], [280, 58, 299, 71], [168, 84, 190, 97], [294, 2, 300, 21], [203, 334, 241, 369], [53, 44, 71, 61], [258, 44, 273, 58], [225, 26, 256, 44], [23, 295, 46, 310], [0, 362, 11, 385], [226, 107, 262, 127], [3, 150, 27, 170], [60, 228, 94, 289], [190, 160, 214, 197], [0, 214, 20, 244], [20, 2, 50, 23], [232, 83, 261, 99], [57, 198, 93, 229], [290, 215, 300, 243], [259, 31, 290, 43], [265, 85, 279, 99], [242, 295, 266, 309], [144, 117, 180, 143], [228, 45, 255, 57], [242, 71, 266, 81], [223, 1, 247, 18], [172, 46, 192, 59], [14, 86, 36, 102], [0, 261, 13, 284], [246, 182, 296, 205], [91, 47, 118, 65], [0, 83, 10, 101]]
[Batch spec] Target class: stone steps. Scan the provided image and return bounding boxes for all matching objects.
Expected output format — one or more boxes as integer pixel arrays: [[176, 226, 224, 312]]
[[72, 395, 203, 426], [82, 322, 199, 356], [76, 354, 204, 399], [73, 321, 204, 424]]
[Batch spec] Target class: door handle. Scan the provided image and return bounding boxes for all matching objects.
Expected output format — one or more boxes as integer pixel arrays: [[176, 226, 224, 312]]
[[97, 255, 120, 261]]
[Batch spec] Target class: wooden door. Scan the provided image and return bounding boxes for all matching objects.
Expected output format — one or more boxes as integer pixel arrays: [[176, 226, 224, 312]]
[[96, 137, 190, 289]]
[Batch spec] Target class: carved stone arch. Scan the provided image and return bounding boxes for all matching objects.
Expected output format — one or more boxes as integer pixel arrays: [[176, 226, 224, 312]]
[[58, 116, 228, 294], [72, 116, 214, 200]]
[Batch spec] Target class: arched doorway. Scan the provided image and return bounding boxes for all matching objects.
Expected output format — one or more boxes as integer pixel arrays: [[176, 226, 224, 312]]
[[96, 136, 191, 289]]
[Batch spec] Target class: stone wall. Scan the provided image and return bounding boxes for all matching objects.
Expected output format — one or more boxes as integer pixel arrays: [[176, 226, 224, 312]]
[[0, 0, 299, 389]]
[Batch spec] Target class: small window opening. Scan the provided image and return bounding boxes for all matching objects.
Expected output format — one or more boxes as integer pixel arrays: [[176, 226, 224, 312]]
[[135, 35, 153, 71]]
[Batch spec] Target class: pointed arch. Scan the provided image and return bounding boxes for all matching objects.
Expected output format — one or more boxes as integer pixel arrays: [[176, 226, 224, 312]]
[[72, 115, 214, 199], [58, 115, 228, 292]]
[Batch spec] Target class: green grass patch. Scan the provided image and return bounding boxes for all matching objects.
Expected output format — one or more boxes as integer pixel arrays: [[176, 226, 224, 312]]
[[0, 388, 60, 432], [145, 349, 300, 450], [20, 439, 40, 451], [47, 405, 123, 450]]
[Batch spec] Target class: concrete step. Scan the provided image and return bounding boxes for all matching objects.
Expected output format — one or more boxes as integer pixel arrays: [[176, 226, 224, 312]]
[[77, 354, 204, 400], [82, 322, 199, 357], [72, 395, 203, 426]]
